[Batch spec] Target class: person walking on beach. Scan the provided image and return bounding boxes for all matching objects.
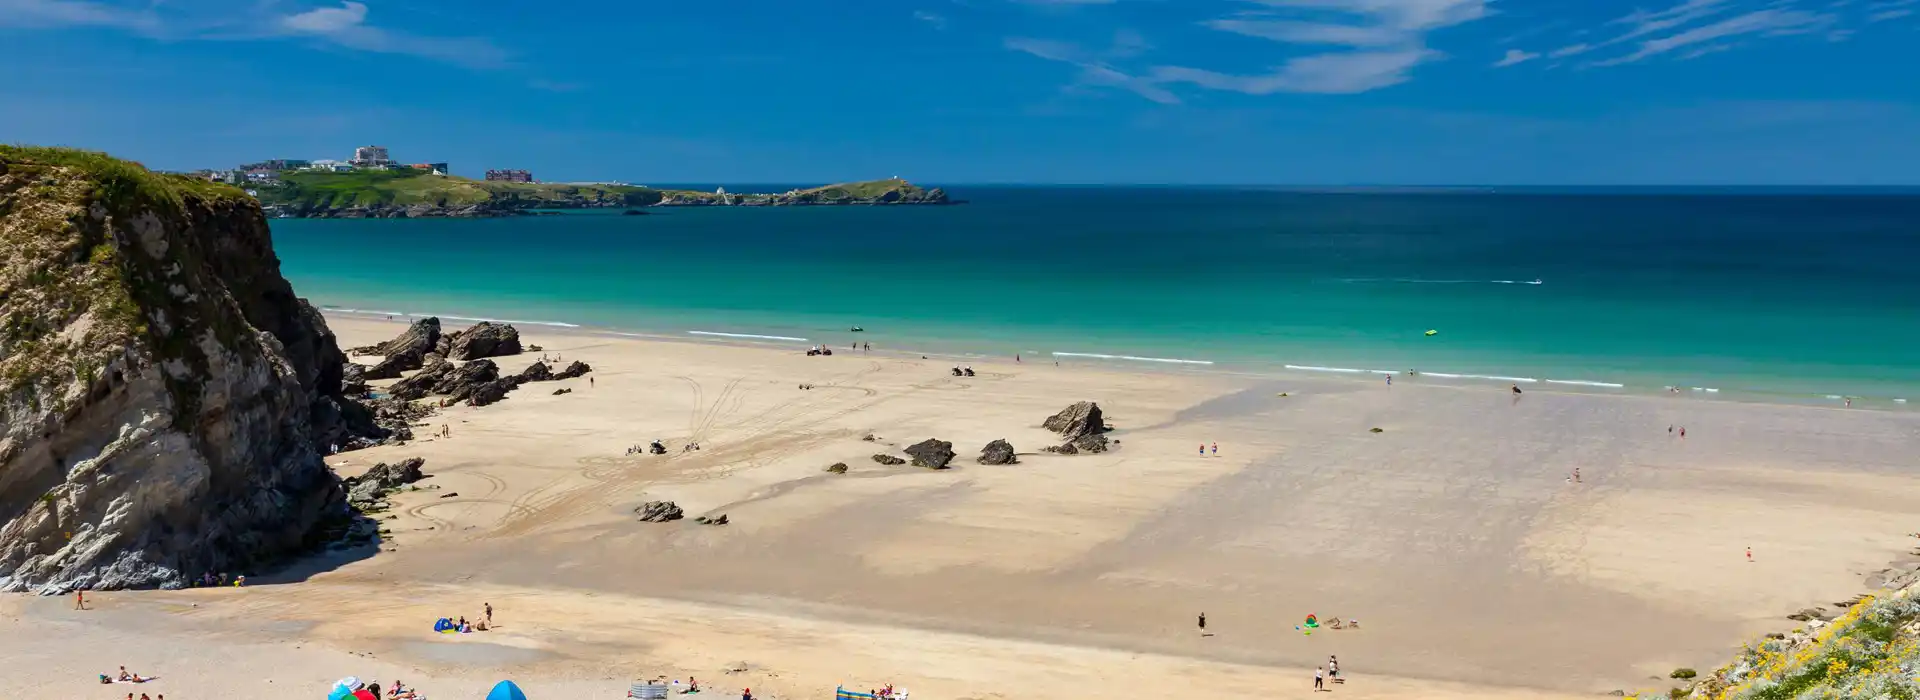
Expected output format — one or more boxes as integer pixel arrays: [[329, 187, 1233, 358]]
[[1211, 442, 1218, 456], [1747, 546, 1753, 563], [1679, 426, 1686, 439], [1314, 666, 1325, 691], [74, 589, 85, 610], [1197, 612, 1207, 635], [1329, 656, 1340, 683], [1385, 374, 1391, 387], [1572, 467, 1581, 484], [485, 602, 493, 624], [1199, 444, 1206, 457]]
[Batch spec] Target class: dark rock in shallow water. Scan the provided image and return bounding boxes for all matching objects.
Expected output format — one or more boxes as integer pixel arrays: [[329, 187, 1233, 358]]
[[904, 439, 956, 469], [445, 321, 522, 360], [978, 439, 1017, 465], [635, 501, 684, 522], [872, 454, 906, 466], [1043, 401, 1107, 441]]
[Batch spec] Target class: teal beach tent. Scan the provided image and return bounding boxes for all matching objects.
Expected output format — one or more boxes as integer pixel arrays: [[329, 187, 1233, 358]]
[[486, 680, 528, 700]]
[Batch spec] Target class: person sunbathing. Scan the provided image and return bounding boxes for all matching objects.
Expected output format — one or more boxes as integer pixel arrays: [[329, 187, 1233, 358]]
[[117, 666, 149, 682]]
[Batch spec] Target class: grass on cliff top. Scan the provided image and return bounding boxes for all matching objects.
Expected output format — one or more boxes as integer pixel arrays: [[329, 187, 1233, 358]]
[[265, 169, 659, 208], [797, 177, 926, 199], [0, 145, 247, 211]]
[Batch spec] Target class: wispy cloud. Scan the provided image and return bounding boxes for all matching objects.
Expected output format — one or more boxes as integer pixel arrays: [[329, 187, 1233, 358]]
[[1155, 0, 1490, 95], [275, 2, 510, 69], [1493, 48, 1538, 67], [1547, 42, 1591, 58], [1593, 8, 1832, 65], [1004, 32, 1180, 103], [1151, 49, 1436, 94], [913, 10, 948, 29], [0, 0, 510, 70], [0, 0, 159, 33]]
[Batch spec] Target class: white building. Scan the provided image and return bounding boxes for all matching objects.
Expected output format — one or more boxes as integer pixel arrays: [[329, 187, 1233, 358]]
[[306, 160, 354, 172], [351, 145, 392, 168]]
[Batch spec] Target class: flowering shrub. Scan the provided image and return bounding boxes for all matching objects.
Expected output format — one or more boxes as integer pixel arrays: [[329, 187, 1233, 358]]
[[1643, 591, 1920, 700]]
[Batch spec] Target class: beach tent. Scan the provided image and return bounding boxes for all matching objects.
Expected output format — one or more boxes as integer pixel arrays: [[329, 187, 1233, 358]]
[[836, 688, 878, 700], [486, 680, 529, 700], [434, 618, 456, 633], [329, 677, 363, 700]]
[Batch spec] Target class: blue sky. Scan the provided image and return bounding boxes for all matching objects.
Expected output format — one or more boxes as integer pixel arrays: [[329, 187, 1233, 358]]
[[2, 0, 1916, 184]]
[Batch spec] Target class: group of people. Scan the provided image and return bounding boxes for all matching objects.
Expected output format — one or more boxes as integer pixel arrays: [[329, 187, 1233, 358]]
[[98, 666, 152, 684], [628, 441, 668, 455], [338, 678, 422, 700], [191, 571, 243, 587], [1313, 655, 1344, 691], [949, 367, 975, 377]]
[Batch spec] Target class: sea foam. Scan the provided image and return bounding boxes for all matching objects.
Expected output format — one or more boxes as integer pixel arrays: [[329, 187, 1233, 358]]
[[1054, 352, 1214, 365], [688, 330, 809, 342]]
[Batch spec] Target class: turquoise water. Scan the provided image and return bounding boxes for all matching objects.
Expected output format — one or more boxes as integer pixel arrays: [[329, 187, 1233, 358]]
[[270, 187, 1920, 404]]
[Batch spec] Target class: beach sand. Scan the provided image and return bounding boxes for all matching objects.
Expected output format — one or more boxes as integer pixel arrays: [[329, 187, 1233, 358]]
[[8, 314, 1920, 699]]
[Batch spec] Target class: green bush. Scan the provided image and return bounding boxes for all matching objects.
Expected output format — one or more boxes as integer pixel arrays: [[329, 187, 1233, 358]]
[[1672, 668, 1698, 680]]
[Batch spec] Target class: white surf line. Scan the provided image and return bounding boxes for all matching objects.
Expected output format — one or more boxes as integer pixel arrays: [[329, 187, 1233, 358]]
[[1544, 379, 1626, 388], [688, 330, 810, 342], [1284, 364, 1396, 375], [1053, 352, 1214, 366]]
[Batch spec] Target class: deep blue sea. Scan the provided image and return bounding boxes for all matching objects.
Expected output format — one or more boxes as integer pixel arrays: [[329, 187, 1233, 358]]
[[269, 187, 1920, 405]]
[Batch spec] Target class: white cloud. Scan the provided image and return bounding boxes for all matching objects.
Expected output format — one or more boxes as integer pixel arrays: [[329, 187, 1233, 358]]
[[1595, 8, 1832, 65], [1547, 42, 1591, 58], [1005, 33, 1180, 103], [913, 10, 948, 29], [1609, 0, 1733, 42], [0, 0, 159, 32], [1867, 8, 1913, 21], [1204, 18, 1408, 47], [1493, 48, 1538, 66], [1150, 49, 1434, 94], [274, 2, 509, 69]]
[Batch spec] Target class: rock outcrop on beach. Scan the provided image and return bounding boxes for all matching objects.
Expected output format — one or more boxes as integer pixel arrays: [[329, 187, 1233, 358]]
[[516, 360, 554, 383], [341, 363, 369, 397], [390, 358, 512, 405], [361, 347, 426, 380], [349, 317, 441, 358], [1043, 401, 1107, 441], [344, 457, 427, 506], [904, 439, 956, 470], [872, 454, 906, 466], [978, 439, 1018, 465], [0, 147, 384, 593], [554, 360, 592, 380], [635, 501, 684, 523], [443, 321, 522, 361]]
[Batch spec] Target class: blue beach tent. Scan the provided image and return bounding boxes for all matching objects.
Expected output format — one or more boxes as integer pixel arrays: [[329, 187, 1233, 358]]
[[486, 680, 529, 700]]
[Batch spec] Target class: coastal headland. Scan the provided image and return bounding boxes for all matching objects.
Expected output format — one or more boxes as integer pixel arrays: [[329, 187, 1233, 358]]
[[257, 170, 953, 218]]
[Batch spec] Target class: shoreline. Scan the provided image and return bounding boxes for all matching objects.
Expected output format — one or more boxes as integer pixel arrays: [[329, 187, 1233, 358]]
[[316, 306, 1915, 412]]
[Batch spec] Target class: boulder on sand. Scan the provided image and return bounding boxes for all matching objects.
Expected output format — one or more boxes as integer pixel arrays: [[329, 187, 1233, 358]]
[[1043, 401, 1107, 441], [903, 439, 956, 469], [1070, 433, 1110, 454], [360, 457, 426, 488], [349, 317, 441, 358], [444, 321, 523, 360], [516, 361, 555, 383], [978, 439, 1017, 465], [468, 378, 515, 406], [872, 454, 906, 466], [361, 346, 425, 380], [635, 501, 684, 522], [553, 360, 592, 380]]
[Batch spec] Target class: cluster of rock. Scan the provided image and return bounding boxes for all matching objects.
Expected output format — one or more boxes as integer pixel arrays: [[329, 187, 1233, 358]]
[[635, 501, 684, 523], [344, 458, 428, 507], [346, 319, 585, 408], [0, 149, 393, 592], [1040, 401, 1113, 454], [871, 454, 906, 466]]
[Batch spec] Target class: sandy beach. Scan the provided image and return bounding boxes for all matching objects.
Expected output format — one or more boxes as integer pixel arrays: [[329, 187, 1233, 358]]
[[8, 313, 1920, 700]]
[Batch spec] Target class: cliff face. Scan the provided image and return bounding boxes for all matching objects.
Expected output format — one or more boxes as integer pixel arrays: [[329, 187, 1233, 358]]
[[0, 147, 363, 593]]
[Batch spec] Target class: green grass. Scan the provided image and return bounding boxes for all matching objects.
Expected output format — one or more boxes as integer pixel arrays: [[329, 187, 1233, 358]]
[[0, 144, 247, 211], [796, 177, 926, 199], [262, 170, 663, 209]]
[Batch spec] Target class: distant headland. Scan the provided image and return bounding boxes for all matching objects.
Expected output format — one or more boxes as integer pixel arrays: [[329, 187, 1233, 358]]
[[184, 144, 955, 218]]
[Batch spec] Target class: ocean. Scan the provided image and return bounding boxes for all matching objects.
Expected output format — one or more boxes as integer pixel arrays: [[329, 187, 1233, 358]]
[[269, 187, 1920, 405]]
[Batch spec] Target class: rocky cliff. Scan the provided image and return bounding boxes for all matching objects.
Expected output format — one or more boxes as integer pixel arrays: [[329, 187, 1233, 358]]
[[0, 147, 374, 593]]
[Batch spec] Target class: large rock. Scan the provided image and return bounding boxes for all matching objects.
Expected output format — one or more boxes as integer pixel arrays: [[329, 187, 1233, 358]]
[[468, 378, 515, 407], [1070, 433, 1110, 454], [349, 317, 441, 358], [516, 360, 555, 383], [359, 457, 426, 489], [1043, 401, 1106, 441], [553, 360, 592, 379], [635, 501, 684, 523], [0, 148, 383, 592], [978, 439, 1017, 465], [360, 346, 424, 380], [445, 322, 522, 361], [903, 439, 955, 470], [340, 363, 369, 397]]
